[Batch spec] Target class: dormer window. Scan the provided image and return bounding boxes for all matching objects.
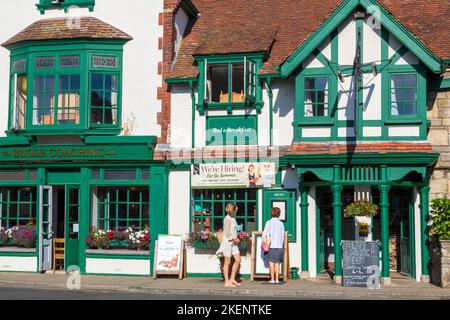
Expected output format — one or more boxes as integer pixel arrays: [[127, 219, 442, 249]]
[[206, 63, 245, 103], [196, 54, 262, 115]]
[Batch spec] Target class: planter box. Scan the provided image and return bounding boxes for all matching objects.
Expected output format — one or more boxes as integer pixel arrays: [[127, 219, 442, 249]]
[[86, 249, 149, 256], [430, 240, 450, 288], [192, 240, 248, 251], [0, 247, 36, 253]]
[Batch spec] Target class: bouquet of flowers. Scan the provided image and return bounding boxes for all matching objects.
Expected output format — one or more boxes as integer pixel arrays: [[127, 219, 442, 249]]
[[85, 226, 110, 249], [125, 226, 150, 250]]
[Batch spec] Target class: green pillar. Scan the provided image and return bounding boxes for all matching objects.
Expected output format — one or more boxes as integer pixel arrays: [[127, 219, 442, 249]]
[[300, 185, 310, 277], [78, 167, 89, 274], [331, 184, 343, 282], [419, 185, 430, 279], [379, 184, 391, 281]]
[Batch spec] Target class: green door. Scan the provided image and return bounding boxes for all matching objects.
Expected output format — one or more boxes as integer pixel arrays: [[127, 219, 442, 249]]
[[262, 189, 296, 242], [65, 186, 80, 269], [399, 190, 415, 277]]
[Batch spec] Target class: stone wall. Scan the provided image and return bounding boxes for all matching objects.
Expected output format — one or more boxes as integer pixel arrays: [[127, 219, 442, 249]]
[[427, 70, 450, 201], [430, 240, 450, 288]]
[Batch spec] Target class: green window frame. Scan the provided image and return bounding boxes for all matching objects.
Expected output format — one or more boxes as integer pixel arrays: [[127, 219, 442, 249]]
[[89, 72, 119, 126], [192, 188, 257, 233], [196, 53, 264, 115], [67, 187, 80, 240], [389, 73, 418, 117], [93, 187, 149, 231], [303, 77, 330, 118], [0, 187, 37, 229]]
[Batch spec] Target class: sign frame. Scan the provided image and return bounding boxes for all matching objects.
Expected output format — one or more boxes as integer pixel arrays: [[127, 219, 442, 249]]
[[250, 231, 289, 281], [153, 234, 186, 280]]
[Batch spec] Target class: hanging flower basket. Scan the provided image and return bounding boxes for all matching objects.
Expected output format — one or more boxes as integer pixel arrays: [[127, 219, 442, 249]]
[[344, 200, 379, 218]]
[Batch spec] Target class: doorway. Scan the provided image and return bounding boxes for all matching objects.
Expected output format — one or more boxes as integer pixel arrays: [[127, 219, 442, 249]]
[[39, 185, 80, 272], [388, 188, 415, 277]]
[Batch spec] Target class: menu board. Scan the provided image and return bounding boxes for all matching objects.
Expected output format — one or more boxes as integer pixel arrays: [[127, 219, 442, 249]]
[[342, 241, 379, 288]]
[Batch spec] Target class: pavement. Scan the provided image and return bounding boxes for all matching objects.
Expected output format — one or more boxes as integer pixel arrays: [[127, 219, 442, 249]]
[[0, 272, 449, 300]]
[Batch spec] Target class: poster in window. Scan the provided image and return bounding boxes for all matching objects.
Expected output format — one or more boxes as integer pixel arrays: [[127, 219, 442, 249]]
[[272, 201, 286, 221]]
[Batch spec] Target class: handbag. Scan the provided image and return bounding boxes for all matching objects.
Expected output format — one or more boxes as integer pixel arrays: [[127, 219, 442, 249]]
[[261, 236, 271, 253], [261, 221, 271, 253]]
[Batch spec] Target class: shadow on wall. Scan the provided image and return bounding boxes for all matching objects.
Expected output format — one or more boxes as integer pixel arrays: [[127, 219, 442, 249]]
[[272, 77, 295, 145]]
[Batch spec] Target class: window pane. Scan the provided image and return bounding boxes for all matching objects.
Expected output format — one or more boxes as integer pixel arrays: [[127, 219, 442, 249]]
[[59, 75, 69, 91], [232, 64, 244, 102], [91, 108, 103, 124], [391, 74, 417, 116], [304, 77, 329, 117], [70, 74, 80, 91], [45, 76, 55, 91], [34, 76, 44, 92], [91, 90, 103, 106], [91, 73, 103, 90], [209, 65, 228, 103]]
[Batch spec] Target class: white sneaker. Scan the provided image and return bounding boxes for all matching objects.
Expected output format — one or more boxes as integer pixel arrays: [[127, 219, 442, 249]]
[[275, 280, 280, 284], [269, 280, 275, 284]]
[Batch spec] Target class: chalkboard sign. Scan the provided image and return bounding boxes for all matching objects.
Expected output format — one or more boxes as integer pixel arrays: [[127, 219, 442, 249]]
[[342, 241, 379, 288]]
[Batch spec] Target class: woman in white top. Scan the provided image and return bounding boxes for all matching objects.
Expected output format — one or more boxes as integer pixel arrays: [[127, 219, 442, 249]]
[[216, 203, 241, 287], [262, 207, 285, 284]]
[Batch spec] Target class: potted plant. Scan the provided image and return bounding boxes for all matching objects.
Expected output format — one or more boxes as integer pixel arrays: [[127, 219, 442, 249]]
[[429, 197, 450, 288], [344, 199, 379, 241]]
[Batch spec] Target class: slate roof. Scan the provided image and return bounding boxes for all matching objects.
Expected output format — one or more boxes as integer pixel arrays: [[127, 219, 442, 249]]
[[169, 0, 450, 79], [2, 16, 132, 48]]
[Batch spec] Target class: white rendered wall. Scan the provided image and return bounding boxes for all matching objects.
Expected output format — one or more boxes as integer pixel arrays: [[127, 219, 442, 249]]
[[0, 256, 37, 272], [271, 78, 295, 146], [308, 187, 317, 277], [0, 0, 163, 137], [168, 171, 190, 235], [414, 187, 422, 281], [86, 258, 150, 275], [170, 85, 193, 148]]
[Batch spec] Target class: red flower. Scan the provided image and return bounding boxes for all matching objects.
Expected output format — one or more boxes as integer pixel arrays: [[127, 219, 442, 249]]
[[107, 231, 114, 240], [25, 232, 31, 239], [90, 226, 94, 231]]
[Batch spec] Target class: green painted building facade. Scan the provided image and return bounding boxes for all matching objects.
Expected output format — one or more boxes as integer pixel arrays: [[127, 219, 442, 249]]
[[0, 13, 168, 276]]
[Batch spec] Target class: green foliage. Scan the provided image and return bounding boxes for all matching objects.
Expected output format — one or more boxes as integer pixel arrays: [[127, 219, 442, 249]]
[[430, 197, 450, 240], [344, 199, 379, 218]]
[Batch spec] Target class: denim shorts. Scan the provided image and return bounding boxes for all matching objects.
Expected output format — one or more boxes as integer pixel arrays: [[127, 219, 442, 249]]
[[267, 248, 284, 263]]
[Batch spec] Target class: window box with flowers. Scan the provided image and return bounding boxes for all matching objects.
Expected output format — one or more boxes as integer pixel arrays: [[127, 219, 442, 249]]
[[85, 226, 150, 256], [189, 230, 251, 251], [0, 220, 37, 253]]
